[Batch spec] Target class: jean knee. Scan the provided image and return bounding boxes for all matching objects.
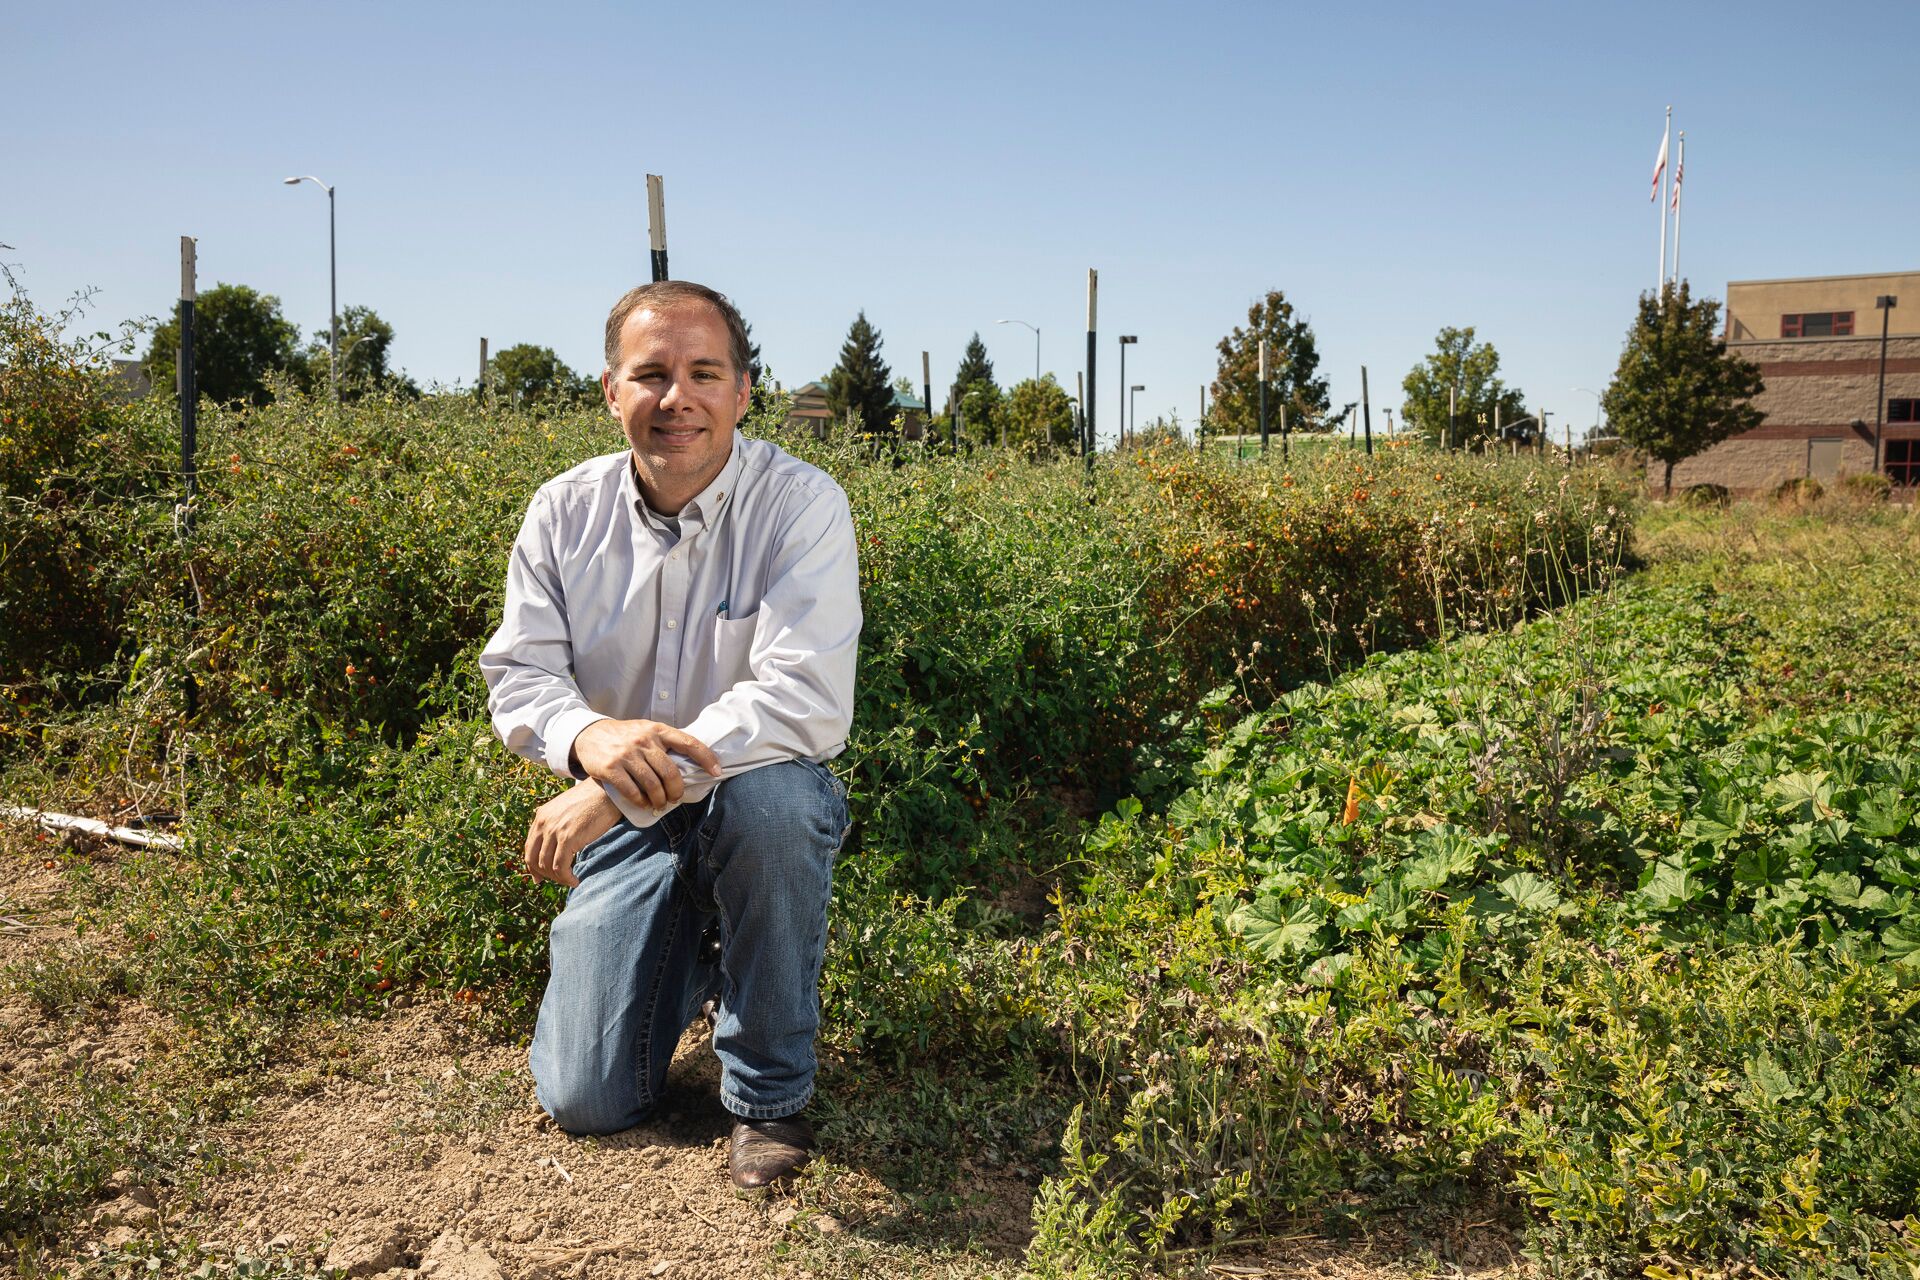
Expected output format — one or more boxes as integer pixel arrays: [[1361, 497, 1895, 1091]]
[[711, 761, 846, 853], [533, 1057, 644, 1136]]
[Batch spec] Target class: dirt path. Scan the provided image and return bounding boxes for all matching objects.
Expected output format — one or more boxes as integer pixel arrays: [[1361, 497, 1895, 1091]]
[[2, 832, 1523, 1279]]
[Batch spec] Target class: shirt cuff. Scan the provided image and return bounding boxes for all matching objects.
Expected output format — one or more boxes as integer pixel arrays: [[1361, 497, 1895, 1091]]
[[544, 707, 612, 781], [603, 783, 668, 829]]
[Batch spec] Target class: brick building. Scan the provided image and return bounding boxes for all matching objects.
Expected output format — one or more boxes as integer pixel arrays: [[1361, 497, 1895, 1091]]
[[1669, 270, 1920, 492]]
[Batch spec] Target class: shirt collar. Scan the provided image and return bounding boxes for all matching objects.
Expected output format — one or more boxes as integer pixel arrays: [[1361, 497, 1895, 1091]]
[[677, 432, 744, 526], [625, 431, 744, 534]]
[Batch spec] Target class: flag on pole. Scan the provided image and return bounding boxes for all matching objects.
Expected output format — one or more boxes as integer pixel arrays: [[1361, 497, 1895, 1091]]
[[1650, 120, 1670, 201], [1670, 133, 1685, 210]]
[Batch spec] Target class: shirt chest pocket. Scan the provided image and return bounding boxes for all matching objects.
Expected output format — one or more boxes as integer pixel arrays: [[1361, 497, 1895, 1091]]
[[709, 612, 759, 689]]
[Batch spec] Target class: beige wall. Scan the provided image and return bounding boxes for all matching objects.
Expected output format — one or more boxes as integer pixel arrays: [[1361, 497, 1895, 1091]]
[[1669, 435, 1876, 492], [1728, 335, 1920, 426], [1727, 272, 1920, 342]]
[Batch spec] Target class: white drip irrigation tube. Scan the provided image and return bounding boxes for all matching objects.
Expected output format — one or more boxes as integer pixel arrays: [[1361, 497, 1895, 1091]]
[[2, 807, 183, 853]]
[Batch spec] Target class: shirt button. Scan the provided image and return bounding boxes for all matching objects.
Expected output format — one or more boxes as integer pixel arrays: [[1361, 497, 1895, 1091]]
[[665, 619, 677, 630], [658, 690, 669, 701]]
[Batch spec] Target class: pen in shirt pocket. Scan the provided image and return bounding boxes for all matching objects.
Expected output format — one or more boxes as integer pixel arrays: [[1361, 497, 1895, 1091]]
[[715, 598, 729, 619]]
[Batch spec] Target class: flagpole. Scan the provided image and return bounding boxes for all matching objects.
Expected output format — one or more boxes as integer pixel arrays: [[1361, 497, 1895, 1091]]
[[1657, 105, 1671, 295], [1671, 132, 1685, 285]]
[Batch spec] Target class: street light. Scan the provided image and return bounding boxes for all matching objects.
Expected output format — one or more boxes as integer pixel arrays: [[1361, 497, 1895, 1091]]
[[283, 175, 338, 402], [1130, 384, 1145, 442], [996, 319, 1040, 383], [1572, 387, 1603, 454], [1875, 296, 1898, 473], [1118, 335, 1138, 447]]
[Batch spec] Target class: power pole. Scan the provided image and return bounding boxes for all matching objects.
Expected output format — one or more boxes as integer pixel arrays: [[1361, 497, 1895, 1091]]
[[1876, 295, 1898, 472], [478, 337, 489, 396], [921, 350, 931, 445]]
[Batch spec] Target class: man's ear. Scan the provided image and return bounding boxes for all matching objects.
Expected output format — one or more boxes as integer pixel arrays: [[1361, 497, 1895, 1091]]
[[734, 370, 753, 420], [602, 367, 619, 415]]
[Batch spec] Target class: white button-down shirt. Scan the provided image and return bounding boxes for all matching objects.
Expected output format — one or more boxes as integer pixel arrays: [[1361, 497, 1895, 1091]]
[[479, 431, 861, 829]]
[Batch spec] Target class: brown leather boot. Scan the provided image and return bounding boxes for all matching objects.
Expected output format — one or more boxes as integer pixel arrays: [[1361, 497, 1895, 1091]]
[[728, 1113, 814, 1191]]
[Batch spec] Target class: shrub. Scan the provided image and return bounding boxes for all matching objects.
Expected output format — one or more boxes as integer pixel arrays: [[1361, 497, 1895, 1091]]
[[0, 276, 166, 716], [1680, 481, 1730, 506], [1840, 470, 1892, 503], [1021, 529, 1920, 1273], [1773, 475, 1824, 505]]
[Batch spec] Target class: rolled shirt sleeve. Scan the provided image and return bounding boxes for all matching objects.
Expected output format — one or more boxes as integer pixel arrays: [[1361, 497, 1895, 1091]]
[[478, 492, 610, 782]]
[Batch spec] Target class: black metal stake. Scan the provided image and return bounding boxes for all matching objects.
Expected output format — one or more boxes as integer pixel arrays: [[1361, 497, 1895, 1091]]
[[1257, 338, 1269, 456], [178, 235, 199, 718], [178, 236, 197, 514], [1085, 270, 1097, 466], [647, 174, 669, 281], [1361, 365, 1373, 456]]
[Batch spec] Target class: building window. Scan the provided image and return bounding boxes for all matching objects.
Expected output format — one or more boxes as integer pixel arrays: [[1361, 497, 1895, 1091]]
[[1781, 312, 1855, 338], [1888, 439, 1920, 487], [1890, 398, 1918, 424]]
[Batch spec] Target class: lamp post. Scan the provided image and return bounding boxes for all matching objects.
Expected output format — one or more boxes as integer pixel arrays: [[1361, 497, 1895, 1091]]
[[283, 175, 338, 402], [1875, 296, 1898, 473], [1130, 385, 1145, 442], [1572, 387, 1603, 457], [997, 319, 1040, 383], [1118, 335, 1138, 446]]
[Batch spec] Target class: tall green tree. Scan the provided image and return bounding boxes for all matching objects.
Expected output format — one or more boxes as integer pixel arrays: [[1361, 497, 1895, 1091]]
[[487, 343, 594, 407], [1003, 375, 1075, 456], [826, 311, 894, 435], [1603, 282, 1765, 495], [1208, 290, 1331, 438], [956, 380, 1005, 446], [1400, 326, 1529, 448], [953, 332, 995, 395], [142, 283, 301, 405]]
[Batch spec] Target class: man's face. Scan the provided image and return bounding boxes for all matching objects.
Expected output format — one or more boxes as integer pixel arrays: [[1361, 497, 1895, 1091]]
[[602, 302, 750, 509]]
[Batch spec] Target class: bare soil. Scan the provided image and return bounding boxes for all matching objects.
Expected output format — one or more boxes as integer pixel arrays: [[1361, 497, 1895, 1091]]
[[2, 829, 1523, 1279]]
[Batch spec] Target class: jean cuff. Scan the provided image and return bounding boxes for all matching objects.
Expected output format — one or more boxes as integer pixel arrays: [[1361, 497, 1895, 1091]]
[[720, 1082, 813, 1121]]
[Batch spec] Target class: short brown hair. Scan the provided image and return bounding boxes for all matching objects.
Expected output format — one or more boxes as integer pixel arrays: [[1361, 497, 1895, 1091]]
[[603, 281, 755, 381]]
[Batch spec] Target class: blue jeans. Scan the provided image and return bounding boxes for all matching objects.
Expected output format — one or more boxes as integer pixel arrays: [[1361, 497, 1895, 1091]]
[[529, 758, 850, 1134]]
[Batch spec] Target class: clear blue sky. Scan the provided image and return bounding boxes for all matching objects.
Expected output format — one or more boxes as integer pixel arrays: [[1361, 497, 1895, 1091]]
[[11, 1, 1919, 445]]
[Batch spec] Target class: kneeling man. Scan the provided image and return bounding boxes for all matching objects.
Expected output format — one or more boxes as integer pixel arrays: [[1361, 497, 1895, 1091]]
[[480, 281, 859, 1190]]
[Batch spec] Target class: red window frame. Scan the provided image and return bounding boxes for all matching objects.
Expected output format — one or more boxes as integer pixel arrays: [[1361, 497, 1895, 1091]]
[[1890, 398, 1917, 424], [1780, 311, 1855, 338], [1887, 439, 1920, 487]]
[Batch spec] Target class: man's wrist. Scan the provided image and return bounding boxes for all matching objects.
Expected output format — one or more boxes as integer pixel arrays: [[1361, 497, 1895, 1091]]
[[545, 707, 611, 780]]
